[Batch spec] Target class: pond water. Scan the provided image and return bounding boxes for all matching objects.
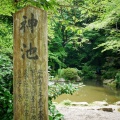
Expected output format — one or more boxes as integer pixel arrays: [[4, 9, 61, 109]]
[[53, 83, 120, 104]]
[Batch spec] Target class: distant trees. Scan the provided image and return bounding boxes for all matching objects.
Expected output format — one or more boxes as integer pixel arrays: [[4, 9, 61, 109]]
[[0, 0, 120, 81], [48, 0, 120, 81]]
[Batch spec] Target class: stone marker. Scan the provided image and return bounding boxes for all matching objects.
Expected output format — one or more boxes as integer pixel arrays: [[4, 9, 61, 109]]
[[71, 102, 88, 106], [13, 6, 48, 120], [97, 108, 113, 112], [116, 101, 120, 105], [93, 101, 108, 106]]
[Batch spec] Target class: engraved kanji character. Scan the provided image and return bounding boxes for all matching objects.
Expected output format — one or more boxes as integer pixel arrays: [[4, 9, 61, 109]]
[[21, 43, 38, 60], [20, 13, 38, 33], [20, 16, 27, 32], [28, 13, 38, 33]]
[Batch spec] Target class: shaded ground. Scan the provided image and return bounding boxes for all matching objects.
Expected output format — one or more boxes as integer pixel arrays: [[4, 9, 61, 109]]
[[56, 105, 120, 120]]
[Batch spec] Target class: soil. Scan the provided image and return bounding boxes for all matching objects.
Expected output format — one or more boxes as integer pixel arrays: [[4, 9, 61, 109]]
[[56, 104, 120, 120]]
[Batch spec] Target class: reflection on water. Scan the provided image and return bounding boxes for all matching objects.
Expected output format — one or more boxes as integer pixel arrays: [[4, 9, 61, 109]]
[[53, 83, 120, 104]]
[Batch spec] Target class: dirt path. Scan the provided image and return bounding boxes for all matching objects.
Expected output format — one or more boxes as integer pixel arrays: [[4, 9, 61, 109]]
[[56, 105, 120, 120]]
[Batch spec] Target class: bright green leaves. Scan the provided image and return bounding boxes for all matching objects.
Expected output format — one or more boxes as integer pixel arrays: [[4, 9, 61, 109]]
[[16, 0, 58, 10], [48, 83, 79, 120], [49, 103, 64, 120], [0, 17, 13, 54], [97, 39, 120, 52], [0, 53, 13, 120], [0, 0, 58, 16], [0, 6, 13, 119], [48, 83, 79, 100], [0, 0, 15, 16]]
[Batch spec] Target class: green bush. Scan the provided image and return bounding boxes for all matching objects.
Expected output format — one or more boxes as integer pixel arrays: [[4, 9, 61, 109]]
[[48, 83, 79, 120], [77, 70, 83, 77], [0, 53, 13, 120], [115, 72, 120, 89], [107, 81, 116, 89], [102, 68, 117, 79], [49, 102, 64, 120], [0, 18, 13, 55], [59, 68, 78, 81], [106, 71, 120, 89], [61, 99, 72, 106], [81, 64, 95, 80]]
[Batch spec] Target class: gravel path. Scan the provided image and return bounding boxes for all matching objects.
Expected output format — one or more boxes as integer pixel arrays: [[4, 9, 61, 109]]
[[56, 105, 120, 120]]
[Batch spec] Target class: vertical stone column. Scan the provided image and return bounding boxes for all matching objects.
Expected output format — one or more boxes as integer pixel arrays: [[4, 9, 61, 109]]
[[13, 6, 48, 120]]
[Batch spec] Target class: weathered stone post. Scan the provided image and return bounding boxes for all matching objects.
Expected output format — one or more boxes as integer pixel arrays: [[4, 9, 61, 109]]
[[13, 6, 48, 120]]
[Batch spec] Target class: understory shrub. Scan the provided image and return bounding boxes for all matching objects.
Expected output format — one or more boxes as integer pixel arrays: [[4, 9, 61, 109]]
[[107, 80, 116, 89], [106, 71, 120, 89], [58, 68, 78, 81], [102, 68, 117, 79], [0, 53, 13, 120], [115, 72, 120, 89], [48, 83, 79, 120], [81, 64, 95, 80], [61, 99, 72, 106]]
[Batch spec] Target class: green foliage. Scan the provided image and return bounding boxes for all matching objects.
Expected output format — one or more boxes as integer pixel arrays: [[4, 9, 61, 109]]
[[48, 49, 66, 74], [49, 102, 64, 120], [118, 108, 120, 112], [115, 72, 120, 82], [102, 68, 117, 79], [0, 0, 59, 16], [103, 71, 120, 89], [48, 83, 79, 120], [48, 18, 67, 74], [0, 0, 15, 16], [61, 99, 71, 106], [84, 0, 120, 53], [77, 70, 83, 77], [81, 64, 95, 80], [15, 0, 58, 11], [49, 83, 79, 100], [0, 16, 13, 55], [107, 80, 116, 89], [0, 53, 13, 120], [115, 72, 120, 89], [58, 68, 78, 81], [0, 5, 13, 120]]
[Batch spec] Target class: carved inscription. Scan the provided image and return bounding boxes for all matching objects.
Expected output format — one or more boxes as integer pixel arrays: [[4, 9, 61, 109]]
[[16, 68, 44, 120], [30, 68, 37, 120], [23, 69, 29, 119], [20, 13, 38, 33], [38, 70, 44, 120], [21, 43, 38, 60], [20, 13, 39, 60], [19, 12, 44, 119], [17, 70, 22, 102]]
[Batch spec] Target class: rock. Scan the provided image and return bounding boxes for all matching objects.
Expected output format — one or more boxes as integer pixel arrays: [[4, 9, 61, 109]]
[[93, 101, 108, 106], [118, 108, 120, 112], [76, 76, 81, 82], [58, 78, 65, 82], [53, 102, 58, 105], [48, 81, 54, 86], [97, 108, 113, 112], [116, 101, 120, 106], [103, 79, 114, 85], [71, 102, 88, 106]]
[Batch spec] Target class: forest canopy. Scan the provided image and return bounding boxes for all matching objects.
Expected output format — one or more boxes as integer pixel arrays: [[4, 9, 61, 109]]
[[0, 0, 120, 78]]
